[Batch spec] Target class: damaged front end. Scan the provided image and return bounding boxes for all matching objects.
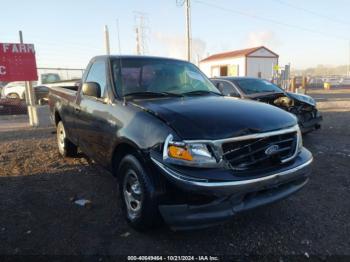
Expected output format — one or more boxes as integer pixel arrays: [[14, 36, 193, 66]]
[[252, 92, 322, 134]]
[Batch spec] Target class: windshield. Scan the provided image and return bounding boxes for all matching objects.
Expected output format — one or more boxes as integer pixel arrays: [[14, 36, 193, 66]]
[[112, 58, 220, 97], [233, 79, 283, 95], [41, 73, 60, 84]]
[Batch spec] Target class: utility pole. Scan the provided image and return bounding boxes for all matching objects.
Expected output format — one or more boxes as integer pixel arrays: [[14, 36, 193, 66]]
[[135, 27, 141, 55], [104, 25, 110, 55], [19, 30, 37, 127], [348, 40, 350, 76], [19, 30, 23, 44], [185, 0, 191, 62]]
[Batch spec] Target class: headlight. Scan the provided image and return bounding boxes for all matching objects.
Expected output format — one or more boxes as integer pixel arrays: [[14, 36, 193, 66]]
[[308, 97, 316, 106], [297, 126, 303, 152], [163, 134, 219, 168], [297, 94, 316, 106]]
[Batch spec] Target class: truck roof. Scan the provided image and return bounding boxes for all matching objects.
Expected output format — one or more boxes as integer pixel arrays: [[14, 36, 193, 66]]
[[92, 55, 188, 63], [211, 76, 260, 81]]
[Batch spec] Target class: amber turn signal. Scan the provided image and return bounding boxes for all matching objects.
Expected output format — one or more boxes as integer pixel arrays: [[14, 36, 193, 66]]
[[168, 145, 193, 161]]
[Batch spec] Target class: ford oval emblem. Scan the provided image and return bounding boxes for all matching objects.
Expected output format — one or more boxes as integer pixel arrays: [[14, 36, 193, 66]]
[[265, 145, 280, 156]]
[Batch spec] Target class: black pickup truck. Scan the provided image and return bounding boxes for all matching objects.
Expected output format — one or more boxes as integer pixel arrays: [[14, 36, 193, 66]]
[[49, 56, 313, 230]]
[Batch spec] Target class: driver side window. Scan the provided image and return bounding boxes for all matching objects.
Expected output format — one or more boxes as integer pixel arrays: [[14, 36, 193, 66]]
[[85, 60, 107, 98], [216, 81, 239, 97]]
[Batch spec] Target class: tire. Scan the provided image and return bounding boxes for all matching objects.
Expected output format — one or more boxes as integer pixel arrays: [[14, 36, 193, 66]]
[[7, 93, 20, 99], [118, 154, 161, 230], [56, 121, 78, 157]]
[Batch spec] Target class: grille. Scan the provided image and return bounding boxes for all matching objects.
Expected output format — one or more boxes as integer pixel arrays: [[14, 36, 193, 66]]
[[222, 131, 297, 170]]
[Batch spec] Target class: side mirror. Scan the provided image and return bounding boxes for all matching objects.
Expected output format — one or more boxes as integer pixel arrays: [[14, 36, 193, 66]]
[[82, 82, 101, 98]]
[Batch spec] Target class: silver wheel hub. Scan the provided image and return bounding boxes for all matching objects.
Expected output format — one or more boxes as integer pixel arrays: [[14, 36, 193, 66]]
[[57, 123, 65, 153], [123, 170, 142, 219]]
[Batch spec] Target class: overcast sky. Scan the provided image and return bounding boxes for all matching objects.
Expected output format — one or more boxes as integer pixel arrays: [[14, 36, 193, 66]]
[[1, 0, 349, 69]]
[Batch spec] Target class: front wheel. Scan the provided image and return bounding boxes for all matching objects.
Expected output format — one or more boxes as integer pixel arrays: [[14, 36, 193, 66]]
[[118, 154, 161, 230], [56, 121, 78, 157]]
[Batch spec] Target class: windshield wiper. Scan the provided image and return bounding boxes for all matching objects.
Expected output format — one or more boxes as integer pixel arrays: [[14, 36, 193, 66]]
[[123, 91, 183, 97], [183, 90, 222, 96], [260, 90, 279, 93]]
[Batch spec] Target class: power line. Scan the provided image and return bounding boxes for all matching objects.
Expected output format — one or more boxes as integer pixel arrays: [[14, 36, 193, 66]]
[[271, 0, 350, 27], [193, 0, 349, 41]]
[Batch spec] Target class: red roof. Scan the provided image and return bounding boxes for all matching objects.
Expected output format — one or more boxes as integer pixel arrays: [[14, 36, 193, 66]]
[[200, 46, 278, 62]]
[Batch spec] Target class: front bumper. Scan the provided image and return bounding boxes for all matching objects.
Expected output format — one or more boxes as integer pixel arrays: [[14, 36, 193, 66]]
[[300, 115, 322, 133], [152, 148, 313, 230]]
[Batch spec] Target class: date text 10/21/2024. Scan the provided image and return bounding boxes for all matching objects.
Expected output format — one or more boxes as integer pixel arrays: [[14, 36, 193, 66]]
[[127, 256, 219, 261]]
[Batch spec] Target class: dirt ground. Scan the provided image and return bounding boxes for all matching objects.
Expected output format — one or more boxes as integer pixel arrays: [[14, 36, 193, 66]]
[[0, 89, 349, 257]]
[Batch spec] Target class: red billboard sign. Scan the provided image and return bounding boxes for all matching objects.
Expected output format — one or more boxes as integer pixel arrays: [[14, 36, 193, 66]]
[[0, 43, 38, 81]]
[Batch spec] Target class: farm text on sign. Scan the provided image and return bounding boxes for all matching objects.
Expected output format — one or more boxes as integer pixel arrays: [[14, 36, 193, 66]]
[[0, 43, 38, 81]]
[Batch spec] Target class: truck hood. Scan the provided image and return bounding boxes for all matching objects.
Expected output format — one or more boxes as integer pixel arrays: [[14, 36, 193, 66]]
[[286, 92, 316, 106], [131, 96, 297, 140]]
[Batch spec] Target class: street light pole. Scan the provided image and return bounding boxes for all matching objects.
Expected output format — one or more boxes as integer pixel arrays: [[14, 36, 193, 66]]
[[104, 25, 111, 55]]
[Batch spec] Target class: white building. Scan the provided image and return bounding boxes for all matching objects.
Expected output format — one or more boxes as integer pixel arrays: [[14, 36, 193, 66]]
[[199, 46, 279, 80]]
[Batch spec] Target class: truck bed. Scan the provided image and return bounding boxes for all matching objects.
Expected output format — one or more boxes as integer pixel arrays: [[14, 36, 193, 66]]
[[49, 86, 77, 104], [44, 79, 80, 89]]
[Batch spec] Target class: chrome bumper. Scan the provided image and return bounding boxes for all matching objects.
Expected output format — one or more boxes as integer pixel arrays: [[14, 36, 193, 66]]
[[151, 148, 313, 196]]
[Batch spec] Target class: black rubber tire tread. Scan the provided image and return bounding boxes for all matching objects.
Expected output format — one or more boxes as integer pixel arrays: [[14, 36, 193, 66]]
[[118, 154, 162, 230]]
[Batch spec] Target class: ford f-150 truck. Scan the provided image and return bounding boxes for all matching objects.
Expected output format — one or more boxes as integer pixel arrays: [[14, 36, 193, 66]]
[[49, 56, 313, 230]]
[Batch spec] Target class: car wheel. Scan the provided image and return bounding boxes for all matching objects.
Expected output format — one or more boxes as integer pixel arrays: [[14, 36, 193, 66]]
[[118, 154, 161, 230], [57, 121, 78, 157], [7, 93, 20, 99]]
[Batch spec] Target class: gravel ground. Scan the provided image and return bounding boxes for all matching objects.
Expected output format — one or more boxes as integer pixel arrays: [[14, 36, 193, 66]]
[[0, 90, 349, 258]]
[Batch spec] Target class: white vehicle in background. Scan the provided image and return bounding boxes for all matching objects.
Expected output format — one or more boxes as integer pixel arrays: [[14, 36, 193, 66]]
[[324, 78, 340, 87], [339, 77, 350, 86], [1, 81, 26, 99], [1, 73, 81, 103]]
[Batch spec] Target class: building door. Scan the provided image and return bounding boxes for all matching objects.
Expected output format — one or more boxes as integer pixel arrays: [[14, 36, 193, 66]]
[[220, 66, 228, 76]]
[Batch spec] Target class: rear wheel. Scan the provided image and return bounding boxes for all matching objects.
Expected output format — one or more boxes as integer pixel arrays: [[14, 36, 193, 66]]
[[57, 121, 78, 157], [118, 154, 161, 230]]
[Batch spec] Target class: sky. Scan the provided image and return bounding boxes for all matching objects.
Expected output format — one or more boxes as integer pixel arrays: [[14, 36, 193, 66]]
[[1, 0, 349, 70]]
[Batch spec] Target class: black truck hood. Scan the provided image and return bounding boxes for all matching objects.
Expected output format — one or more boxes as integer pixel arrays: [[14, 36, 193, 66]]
[[131, 96, 297, 140]]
